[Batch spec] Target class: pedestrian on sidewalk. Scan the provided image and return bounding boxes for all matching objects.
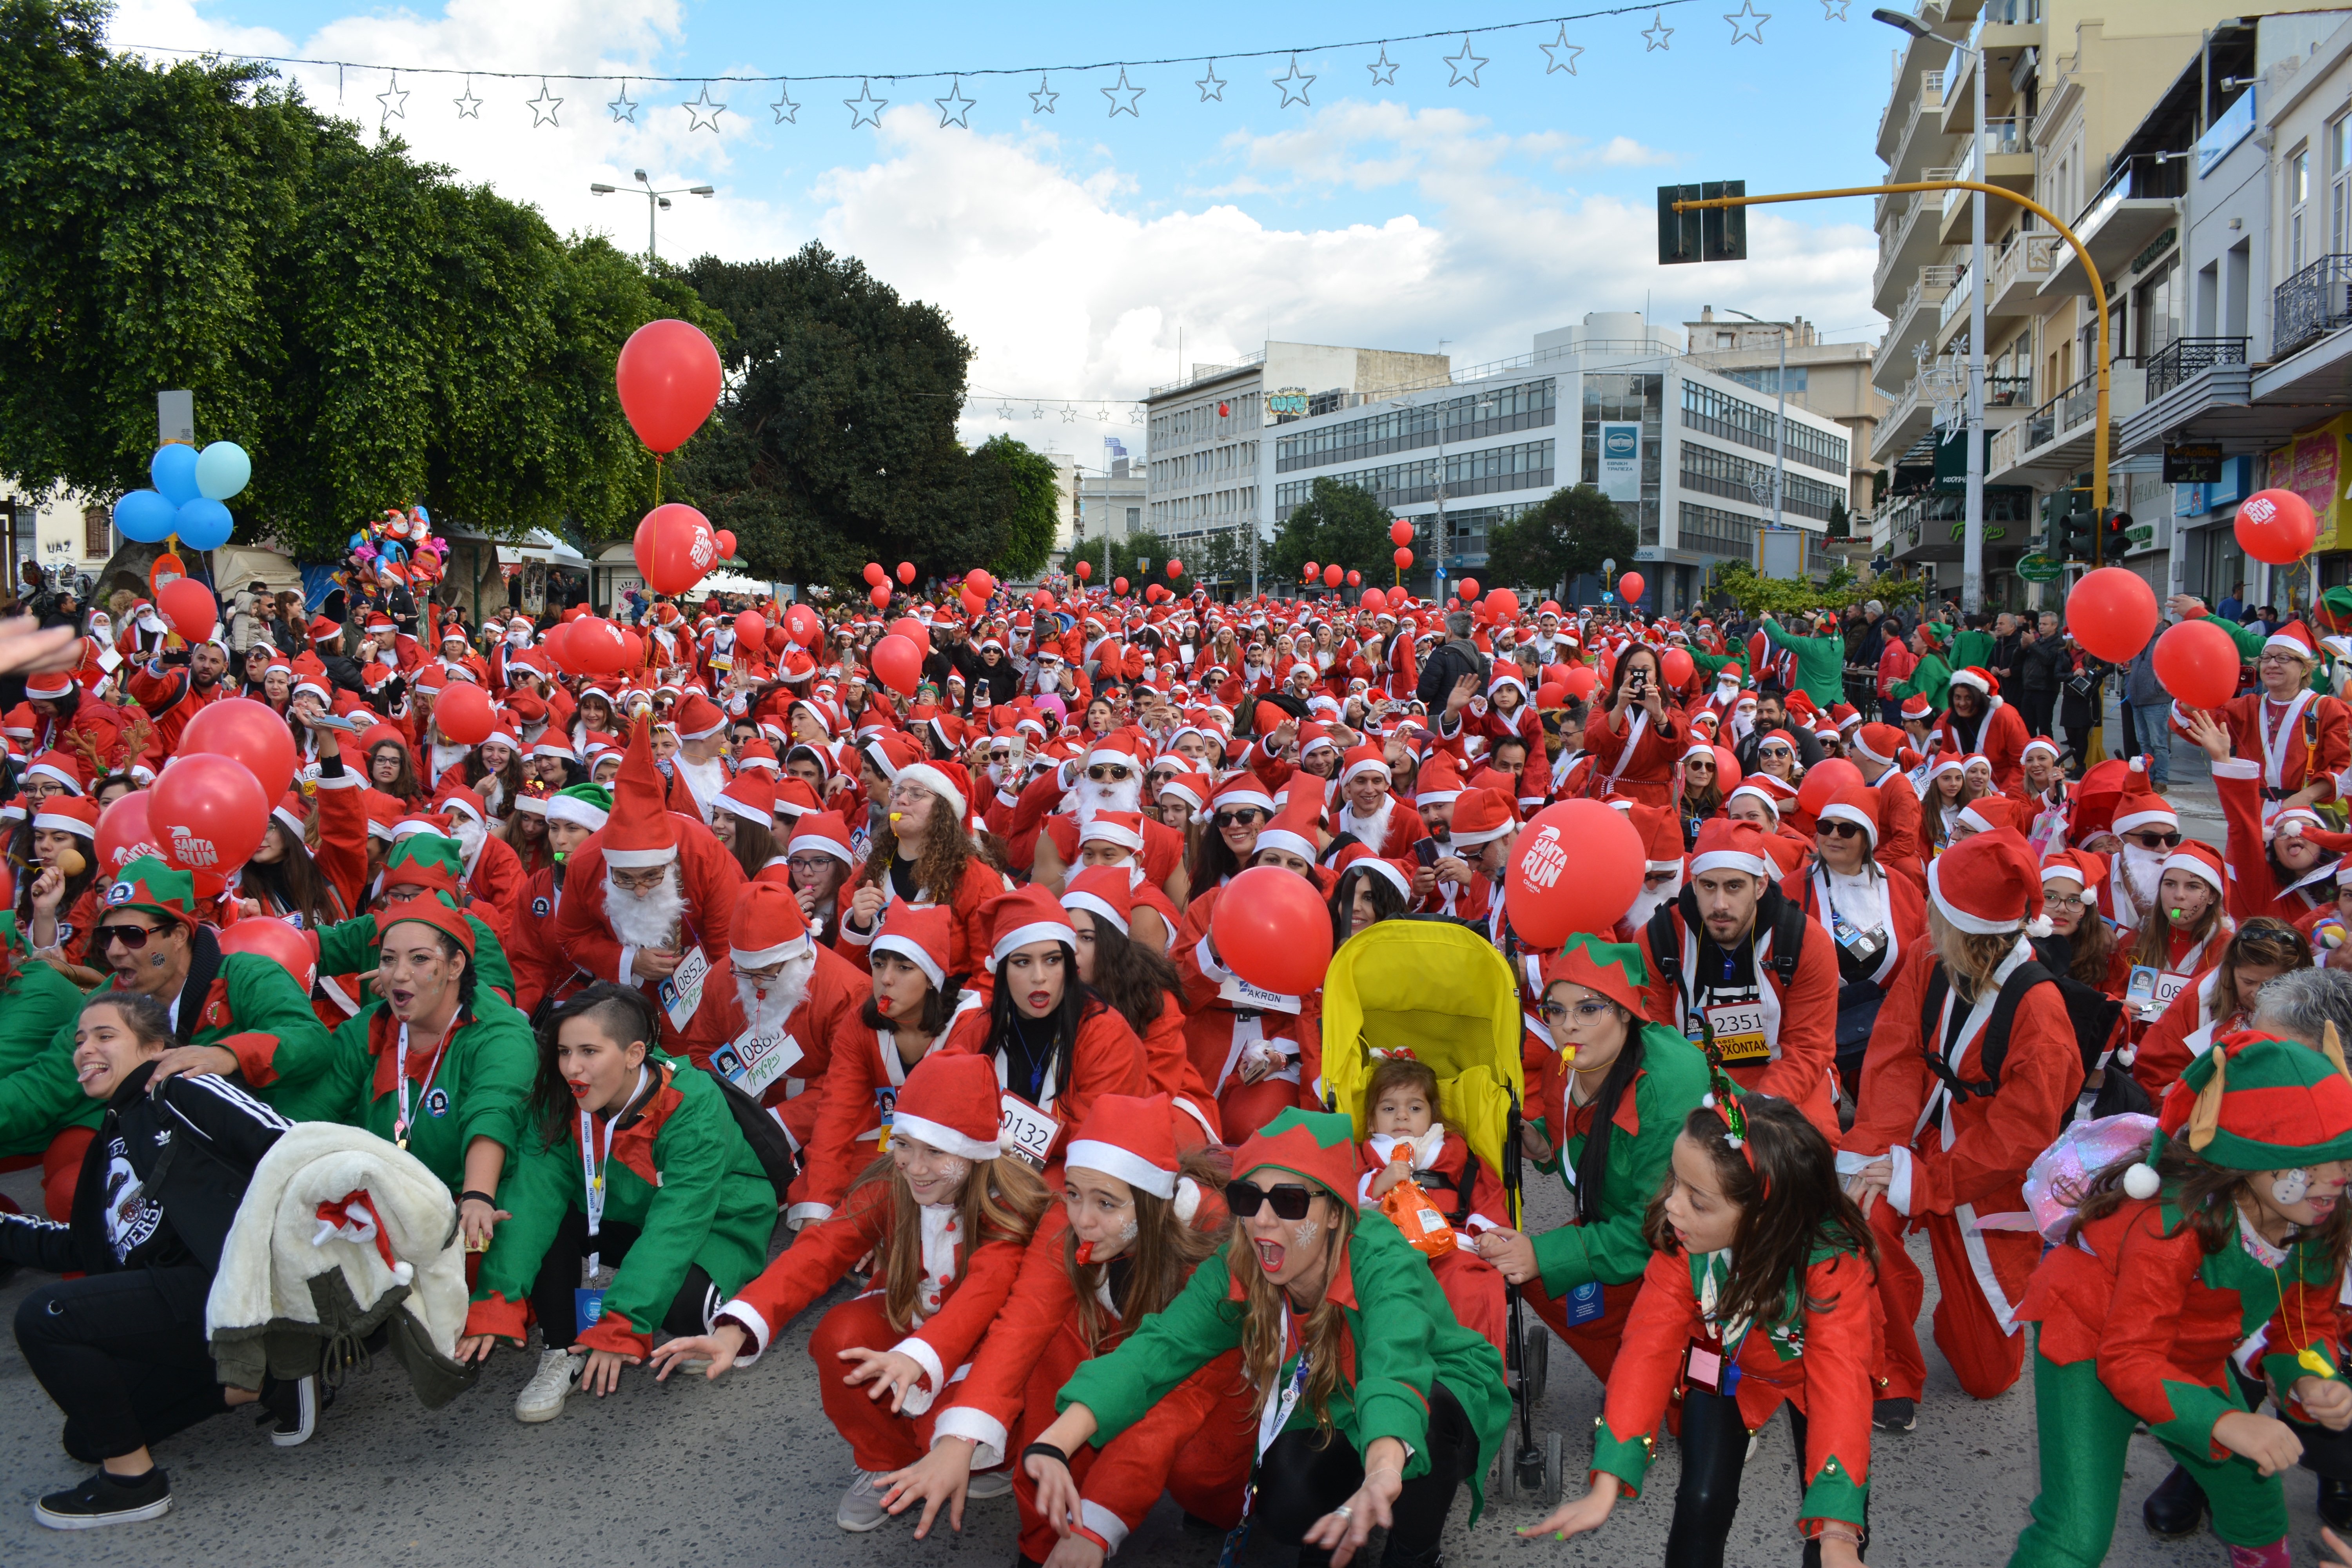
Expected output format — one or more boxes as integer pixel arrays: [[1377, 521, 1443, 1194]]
[[2126, 624, 2172, 789]]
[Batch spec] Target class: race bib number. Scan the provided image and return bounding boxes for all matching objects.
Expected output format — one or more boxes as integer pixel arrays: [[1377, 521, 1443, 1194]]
[[574, 1288, 606, 1337], [1699, 1002, 1771, 1065], [999, 1091, 1057, 1169], [97, 648, 122, 673], [713, 1028, 804, 1099], [710, 653, 733, 672], [1218, 973, 1303, 1014], [872, 1085, 898, 1151], [2126, 965, 2191, 1016], [658, 946, 710, 1031]]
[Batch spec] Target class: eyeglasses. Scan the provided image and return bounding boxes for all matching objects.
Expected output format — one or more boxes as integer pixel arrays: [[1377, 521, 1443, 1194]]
[[95, 924, 160, 953], [1212, 809, 1266, 828], [2259, 652, 2307, 666], [1087, 764, 1134, 782], [732, 962, 787, 984], [2044, 894, 2087, 911], [2129, 831, 2183, 850], [609, 867, 670, 894], [1224, 1180, 1317, 1220], [1540, 998, 1617, 1027], [1820, 820, 1866, 840]]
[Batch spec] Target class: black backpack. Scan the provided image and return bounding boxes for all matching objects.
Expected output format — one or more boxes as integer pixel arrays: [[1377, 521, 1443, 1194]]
[[699, 1067, 801, 1210], [1644, 882, 1808, 1006], [1916, 959, 2059, 1103]]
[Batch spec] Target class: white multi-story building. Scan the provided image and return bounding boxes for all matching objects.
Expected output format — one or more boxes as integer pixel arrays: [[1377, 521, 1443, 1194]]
[[1265, 313, 1853, 613]]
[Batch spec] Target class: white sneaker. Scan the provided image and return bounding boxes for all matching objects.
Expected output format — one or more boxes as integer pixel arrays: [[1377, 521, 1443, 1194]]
[[515, 1349, 577, 1423], [965, 1468, 1013, 1501], [837, 1470, 892, 1532]]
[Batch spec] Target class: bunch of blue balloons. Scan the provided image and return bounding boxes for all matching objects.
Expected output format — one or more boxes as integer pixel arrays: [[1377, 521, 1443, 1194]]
[[112, 443, 250, 550]]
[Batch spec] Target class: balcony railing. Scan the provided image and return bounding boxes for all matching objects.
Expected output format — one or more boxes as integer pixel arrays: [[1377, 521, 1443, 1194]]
[[1989, 231, 2058, 301], [2073, 152, 2189, 234], [1985, 374, 2033, 407], [2143, 336, 2250, 397], [1976, 0, 2041, 26], [2275, 255, 2352, 359], [1939, 264, 1975, 328]]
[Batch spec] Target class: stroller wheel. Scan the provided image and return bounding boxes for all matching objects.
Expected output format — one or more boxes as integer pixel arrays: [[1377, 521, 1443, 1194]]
[[1544, 1430, 1564, 1506], [1495, 1448, 1520, 1504], [1523, 1327, 1550, 1409]]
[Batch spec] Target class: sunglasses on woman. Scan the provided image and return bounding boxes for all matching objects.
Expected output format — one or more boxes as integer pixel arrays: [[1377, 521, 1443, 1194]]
[[1212, 808, 1267, 828], [2129, 830, 2183, 850], [1224, 1180, 1317, 1220], [1820, 820, 1866, 840]]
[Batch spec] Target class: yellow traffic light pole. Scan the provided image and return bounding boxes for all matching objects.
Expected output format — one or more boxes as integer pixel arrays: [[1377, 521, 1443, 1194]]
[[1675, 180, 2114, 563]]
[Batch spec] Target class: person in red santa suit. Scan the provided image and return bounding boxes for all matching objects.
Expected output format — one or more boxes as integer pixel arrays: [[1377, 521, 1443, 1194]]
[[718, 879, 867, 1154], [2171, 616, 2350, 829], [1060, 865, 1220, 1145], [1022, 732, 1185, 907], [502, 784, 607, 1017], [837, 759, 1008, 979], [1782, 785, 1929, 1107], [1056, 810, 1181, 953], [1331, 742, 1428, 859], [1637, 818, 1842, 1142], [550, 726, 746, 1068], [2181, 706, 2348, 925], [434, 783, 526, 932], [663, 691, 734, 823], [1581, 644, 1684, 810], [1847, 722, 1927, 891], [648, 1053, 1051, 1534], [1934, 666, 2030, 794], [1840, 827, 2085, 1432], [43, 660, 136, 775]]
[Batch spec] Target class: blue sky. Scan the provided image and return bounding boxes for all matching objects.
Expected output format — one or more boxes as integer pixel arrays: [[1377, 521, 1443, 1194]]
[[113, 0, 1904, 446]]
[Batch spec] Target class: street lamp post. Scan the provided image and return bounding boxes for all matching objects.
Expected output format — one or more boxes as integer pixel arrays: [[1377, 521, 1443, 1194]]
[[588, 169, 716, 263], [1875, 7, 1989, 615]]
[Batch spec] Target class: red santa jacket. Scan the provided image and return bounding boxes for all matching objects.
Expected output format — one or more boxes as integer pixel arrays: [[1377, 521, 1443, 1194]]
[[1935, 699, 2031, 795], [1580, 702, 1685, 810], [1173, 882, 1325, 1107], [2211, 757, 2344, 923], [549, 817, 747, 1064], [940, 991, 1151, 1168], [788, 992, 987, 1227], [834, 856, 1010, 981], [2172, 687, 2350, 807]]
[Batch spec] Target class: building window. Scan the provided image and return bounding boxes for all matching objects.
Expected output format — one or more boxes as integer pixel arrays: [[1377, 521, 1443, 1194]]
[[1678, 380, 1848, 474], [1272, 439, 1555, 518], [1718, 365, 1810, 397], [2292, 145, 2313, 271], [1678, 440, 1844, 521], [2334, 117, 2352, 256], [1272, 378, 1555, 474], [82, 506, 111, 559], [1125, 507, 1140, 530]]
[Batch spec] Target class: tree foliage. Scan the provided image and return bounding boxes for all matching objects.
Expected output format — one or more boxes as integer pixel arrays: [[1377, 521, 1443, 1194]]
[[666, 247, 1058, 587], [1267, 479, 1393, 587], [1711, 561, 1927, 616], [1483, 485, 1639, 596], [0, 0, 694, 561]]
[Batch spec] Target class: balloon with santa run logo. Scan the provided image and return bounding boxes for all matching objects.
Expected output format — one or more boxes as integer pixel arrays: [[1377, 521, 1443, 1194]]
[[96, 791, 165, 878], [1507, 800, 1642, 949], [149, 753, 270, 876], [632, 503, 718, 596], [786, 603, 824, 648]]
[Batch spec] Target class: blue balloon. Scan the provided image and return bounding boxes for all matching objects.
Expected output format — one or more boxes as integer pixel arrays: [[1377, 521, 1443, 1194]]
[[113, 489, 177, 544], [194, 441, 251, 502], [151, 444, 201, 507], [174, 497, 233, 550]]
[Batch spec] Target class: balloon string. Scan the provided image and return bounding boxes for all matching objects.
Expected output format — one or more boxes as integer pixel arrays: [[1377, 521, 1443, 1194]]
[[654, 453, 664, 507]]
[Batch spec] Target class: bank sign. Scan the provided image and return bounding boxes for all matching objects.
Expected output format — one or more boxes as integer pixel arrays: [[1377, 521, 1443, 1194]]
[[1599, 421, 1642, 501]]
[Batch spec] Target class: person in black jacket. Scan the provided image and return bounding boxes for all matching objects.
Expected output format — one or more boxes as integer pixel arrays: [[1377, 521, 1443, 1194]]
[[2, 991, 312, 1530], [1414, 611, 1489, 713], [2016, 609, 2068, 739]]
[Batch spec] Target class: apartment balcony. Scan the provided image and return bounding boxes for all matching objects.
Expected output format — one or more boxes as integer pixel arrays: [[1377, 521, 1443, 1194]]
[[1872, 187, 1949, 318], [1887, 71, 1960, 186], [1941, 0, 2044, 136], [2275, 254, 2352, 361], [1987, 232, 2060, 319], [1873, 376, 1929, 467], [1987, 362, 2147, 486], [1937, 122, 2036, 247], [1876, 15, 1965, 167], [2042, 154, 2186, 299], [1874, 265, 1958, 388]]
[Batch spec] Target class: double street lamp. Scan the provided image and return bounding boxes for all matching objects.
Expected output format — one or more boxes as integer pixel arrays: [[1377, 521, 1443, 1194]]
[[589, 169, 716, 263]]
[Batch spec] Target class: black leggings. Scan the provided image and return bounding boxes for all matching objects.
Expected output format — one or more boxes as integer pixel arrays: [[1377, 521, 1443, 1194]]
[[526, 1207, 718, 1350], [1253, 1380, 1479, 1563], [1668, 1387, 1861, 1568], [15, 1267, 231, 1462]]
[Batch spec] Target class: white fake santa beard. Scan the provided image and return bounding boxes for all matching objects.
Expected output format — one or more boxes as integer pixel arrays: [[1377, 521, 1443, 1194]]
[[1074, 772, 1143, 831], [605, 864, 688, 949], [1627, 868, 1682, 929], [2116, 843, 2166, 925], [735, 951, 816, 1033], [450, 815, 486, 869], [1341, 795, 1394, 850]]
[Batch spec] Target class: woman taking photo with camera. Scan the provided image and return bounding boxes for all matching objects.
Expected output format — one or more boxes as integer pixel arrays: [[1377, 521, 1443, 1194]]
[[1583, 644, 1684, 811]]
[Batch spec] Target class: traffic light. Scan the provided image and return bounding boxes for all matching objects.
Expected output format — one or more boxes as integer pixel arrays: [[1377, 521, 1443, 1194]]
[[2058, 509, 2098, 563], [2098, 508, 2133, 565], [1657, 181, 1747, 264]]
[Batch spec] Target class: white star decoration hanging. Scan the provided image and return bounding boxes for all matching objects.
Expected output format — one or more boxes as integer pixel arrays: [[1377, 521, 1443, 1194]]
[[526, 78, 562, 127], [935, 78, 975, 128], [608, 82, 637, 123], [1822, 0, 1849, 16], [1642, 12, 1675, 50], [453, 78, 481, 118], [684, 83, 727, 131], [1367, 47, 1399, 86], [1274, 54, 1314, 108], [1195, 61, 1226, 102], [771, 83, 799, 124], [1540, 24, 1585, 75], [845, 80, 887, 127], [1102, 67, 1145, 117], [996, 404, 1014, 420], [1061, 407, 1078, 422], [376, 71, 407, 122], [1724, 2, 1771, 44], [1029, 73, 1058, 114], [1443, 36, 1488, 87]]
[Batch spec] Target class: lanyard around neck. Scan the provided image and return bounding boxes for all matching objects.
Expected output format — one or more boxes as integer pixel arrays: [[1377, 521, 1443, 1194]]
[[393, 1014, 457, 1149], [581, 1065, 650, 1275]]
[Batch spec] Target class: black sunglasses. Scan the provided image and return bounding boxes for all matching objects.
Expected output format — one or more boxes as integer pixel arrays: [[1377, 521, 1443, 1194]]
[[1087, 765, 1134, 782], [1821, 820, 1866, 840], [1212, 809, 1267, 828], [2130, 831, 2183, 850], [95, 923, 160, 952], [1225, 1180, 1317, 1221]]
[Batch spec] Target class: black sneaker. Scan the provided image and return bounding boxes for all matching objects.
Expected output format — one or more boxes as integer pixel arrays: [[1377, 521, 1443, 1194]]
[[2142, 1463, 2208, 1539], [258, 1374, 317, 1447], [34, 1468, 172, 1529], [1871, 1397, 1916, 1432]]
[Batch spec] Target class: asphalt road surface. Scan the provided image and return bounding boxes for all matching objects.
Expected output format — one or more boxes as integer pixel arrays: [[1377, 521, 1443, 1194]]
[[0, 1145, 2332, 1568]]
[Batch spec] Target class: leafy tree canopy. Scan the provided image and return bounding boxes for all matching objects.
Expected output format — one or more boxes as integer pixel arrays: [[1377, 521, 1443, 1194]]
[[1267, 478, 1394, 588], [1482, 485, 1639, 598]]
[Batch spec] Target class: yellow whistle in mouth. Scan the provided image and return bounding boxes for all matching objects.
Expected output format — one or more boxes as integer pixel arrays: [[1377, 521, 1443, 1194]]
[[890, 812, 904, 822]]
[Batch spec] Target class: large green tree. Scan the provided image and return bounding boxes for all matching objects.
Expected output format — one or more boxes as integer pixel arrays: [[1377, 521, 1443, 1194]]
[[1483, 484, 1640, 599], [0, 0, 693, 561], [1267, 477, 1393, 587], [666, 247, 1058, 586]]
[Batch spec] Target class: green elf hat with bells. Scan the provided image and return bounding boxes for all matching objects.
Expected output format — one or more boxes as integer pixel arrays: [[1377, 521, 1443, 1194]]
[[102, 855, 198, 927], [2122, 1027, 2352, 1198], [1231, 1107, 1360, 1204]]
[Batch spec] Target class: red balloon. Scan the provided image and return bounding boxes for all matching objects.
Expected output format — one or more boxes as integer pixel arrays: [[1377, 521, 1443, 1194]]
[[1712, 744, 1742, 792], [2236, 488, 2318, 566], [1508, 800, 1644, 947], [1795, 758, 1864, 819], [960, 590, 989, 619], [1167, 559, 1183, 579], [786, 604, 824, 647], [633, 503, 718, 596], [1322, 564, 1343, 588], [1487, 590, 1520, 622], [889, 616, 926, 646], [96, 790, 163, 879], [2065, 566, 2160, 662], [1303, 561, 1319, 582], [179, 697, 298, 800], [217, 918, 319, 995], [897, 561, 916, 586], [434, 683, 495, 746], [1394, 548, 1413, 570], [1346, 570, 1361, 588], [1660, 647, 1695, 688], [2154, 618, 2243, 710], [967, 570, 996, 597], [1618, 572, 1645, 605], [615, 626, 645, 671], [1210, 865, 1334, 995], [1389, 519, 1414, 547], [714, 529, 736, 560], [869, 633, 923, 697], [734, 610, 767, 647], [614, 318, 722, 456], [868, 584, 892, 610], [568, 617, 634, 676], [863, 563, 886, 587], [1033, 590, 1055, 611], [149, 753, 269, 876], [1458, 578, 1481, 602], [1114, 577, 1129, 596], [159, 578, 217, 643], [1556, 665, 1599, 702], [1360, 586, 1387, 613], [1075, 561, 1093, 581]]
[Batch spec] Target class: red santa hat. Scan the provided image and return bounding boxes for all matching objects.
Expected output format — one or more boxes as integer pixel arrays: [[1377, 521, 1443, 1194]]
[[2266, 620, 2319, 662], [895, 759, 971, 824], [1252, 790, 1327, 863], [788, 809, 855, 865], [1060, 864, 1135, 936], [2161, 840, 2227, 898], [2111, 762, 2179, 838], [716, 771, 776, 831], [1689, 818, 1773, 880], [730, 881, 812, 967], [1064, 1092, 1200, 1219], [1210, 774, 1276, 819], [673, 691, 728, 741], [1948, 666, 1999, 697], [1158, 773, 1213, 815], [32, 793, 98, 840], [1958, 795, 2024, 836], [984, 884, 1077, 972], [1851, 723, 1906, 768], [1330, 841, 1413, 900], [1449, 787, 1517, 850], [890, 1053, 1005, 1163], [1414, 753, 1465, 807], [24, 670, 74, 701], [1339, 743, 1390, 786], [871, 902, 955, 991], [1899, 694, 1935, 723], [22, 751, 82, 793], [1816, 785, 1880, 849], [2041, 848, 2107, 891], [1927, 826, 2043, 933], [599, 726, 680, 870], [1078, 809, 1145, 853]]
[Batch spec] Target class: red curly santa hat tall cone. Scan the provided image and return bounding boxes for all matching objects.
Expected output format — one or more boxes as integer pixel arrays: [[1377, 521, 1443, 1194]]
[[601, 723, 681, 869]]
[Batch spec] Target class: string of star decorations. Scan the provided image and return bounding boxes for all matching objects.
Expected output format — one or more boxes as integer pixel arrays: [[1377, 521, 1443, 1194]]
[[122, 0, 1853, 135]]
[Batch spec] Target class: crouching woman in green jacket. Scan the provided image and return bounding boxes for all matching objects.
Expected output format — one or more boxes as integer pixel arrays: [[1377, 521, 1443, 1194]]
[[1024, 1107, 1509, 1568]]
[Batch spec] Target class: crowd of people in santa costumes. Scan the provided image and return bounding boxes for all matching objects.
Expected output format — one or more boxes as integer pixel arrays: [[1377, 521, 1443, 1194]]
[[16, 567, 2352, 1568]]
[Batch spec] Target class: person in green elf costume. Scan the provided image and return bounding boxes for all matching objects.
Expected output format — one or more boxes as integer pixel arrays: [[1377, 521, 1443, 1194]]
[[316, 897, 537, 1257], [0, 911, 112, 1219], [1030, 1106, 1508, 1568], [1472, 935, 1711, 1388], [455, 981, 775, 1428], [88, 857, 341, 1120], [2007, 1029, 2352, 1568], [1759, 613, 1847, 708], [1893, 621, 1955, 714], [312, 833, 515, 1006]]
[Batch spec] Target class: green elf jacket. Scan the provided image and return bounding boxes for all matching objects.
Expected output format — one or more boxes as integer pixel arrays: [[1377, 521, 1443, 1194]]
[[1531, 1024, 1711, 1298], [1895, 652, 1953, 713], [1951, 626, 1996, 673], [466, 1056, 776, 1359], [320, 996, 539, 1194], [1760, 619, 1847, 708], [316, 903, 515, 1005], [0, 961, 112, 1158], [1057, 1208, 1511, 1521]]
